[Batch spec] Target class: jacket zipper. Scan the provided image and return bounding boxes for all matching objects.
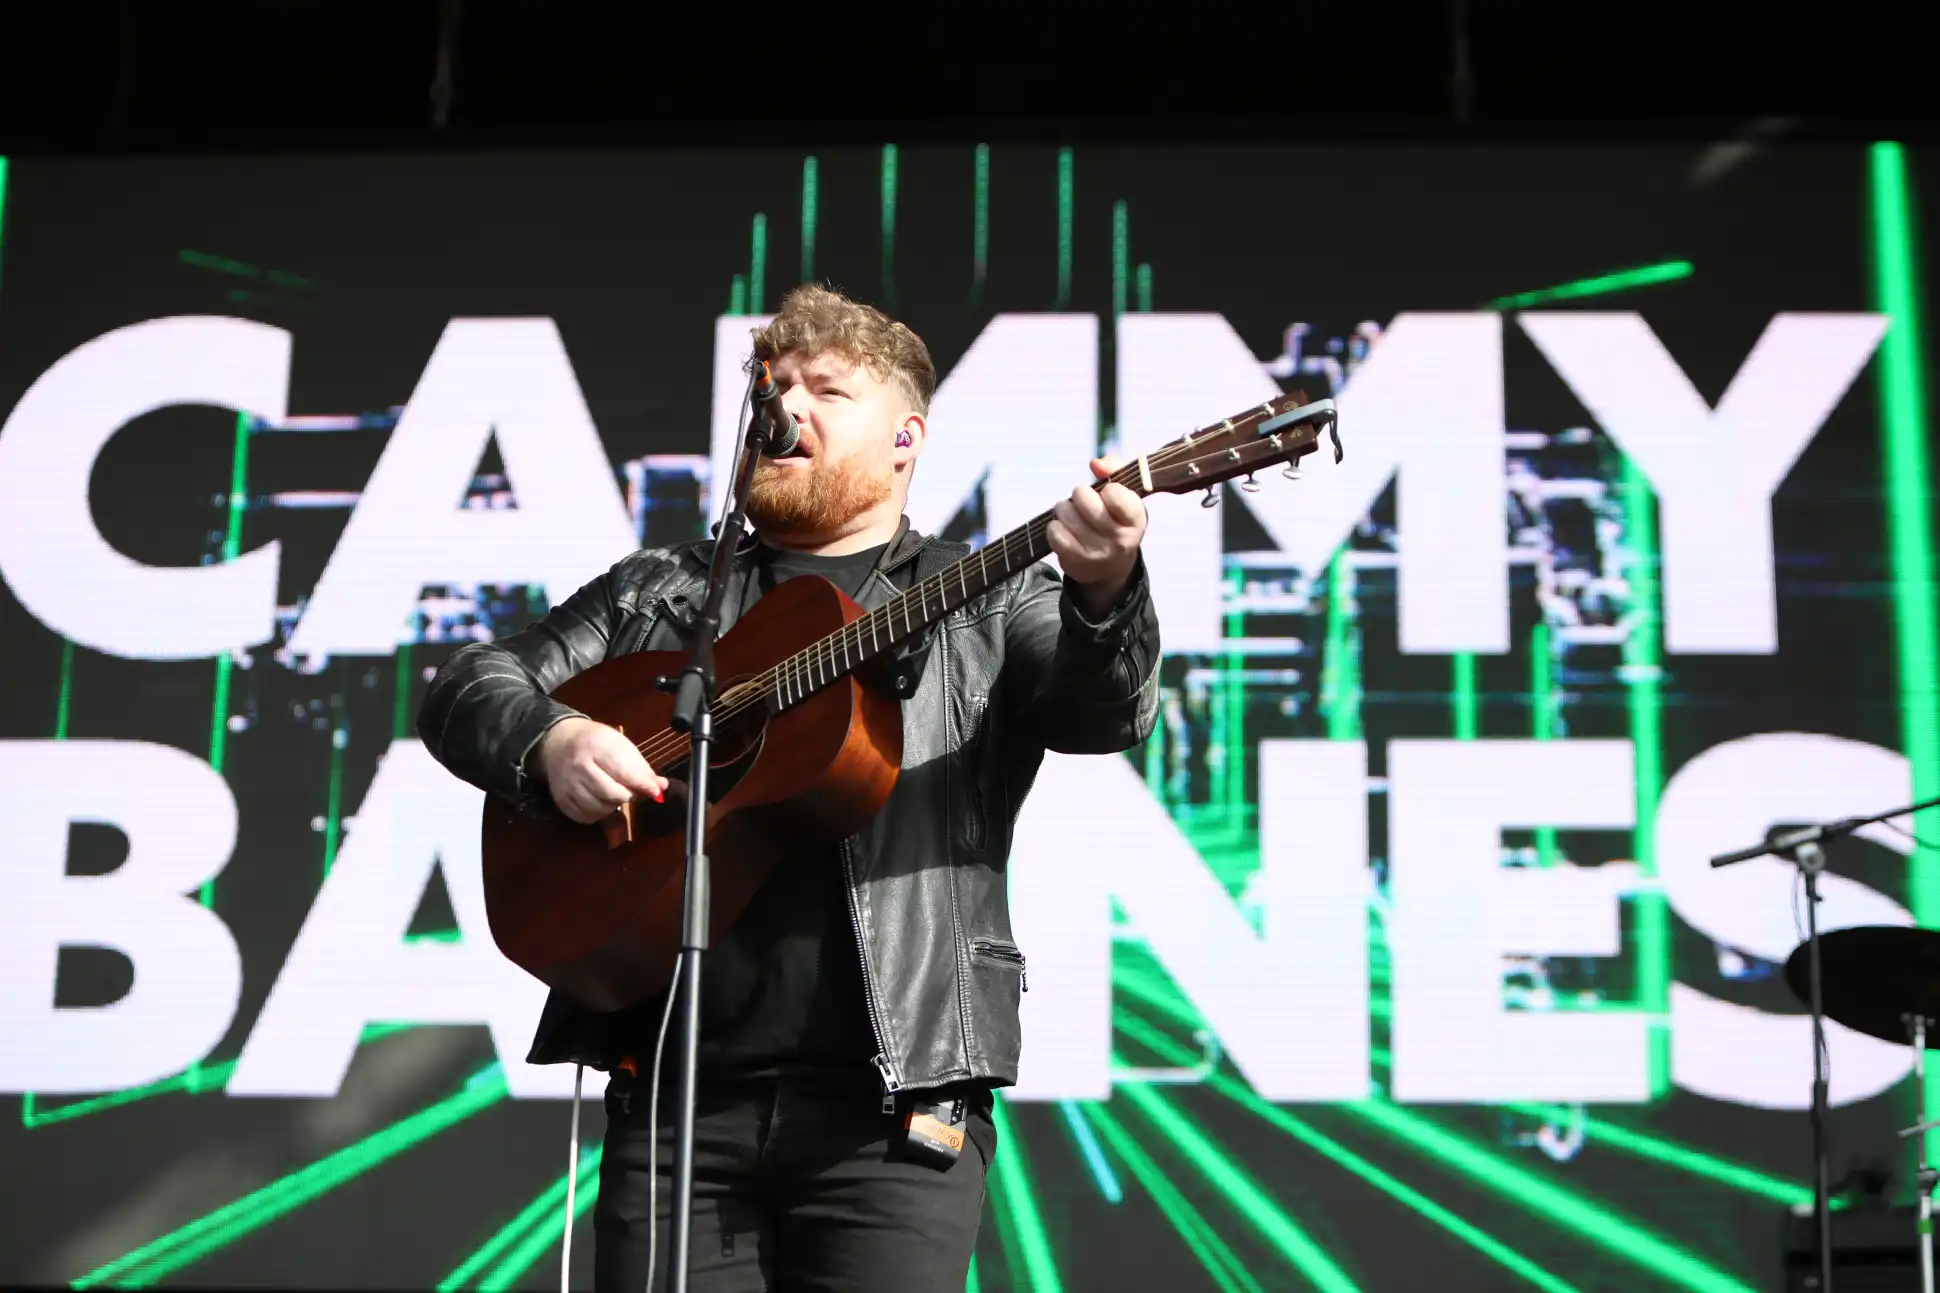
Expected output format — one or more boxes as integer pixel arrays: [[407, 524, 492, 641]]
[[842, 838, 900, 1110], [970, 938, 1029, 993]]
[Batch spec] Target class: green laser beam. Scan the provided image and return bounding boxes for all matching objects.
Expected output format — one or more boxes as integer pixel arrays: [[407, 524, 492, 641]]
[[177, 249, 318, 291], [1057, 1099, 1123, 1202], [54, 638, 75, 738], [1118, 1081, 1362, 1293], [1082, 1101, 1266, 1293], [1116, 972, 1803, 1229], [22, 1025, 415, 1130], [1136, 262, 1152, 313], [1511, 1103, 1811, 1209], [1116, 1013, 1583, 1293], [1869, 141, 1940, 1170], [25, 1060, 236, 1128], [438, 1148, 599, 1291], [323, 686, 347, 877], [1486, 260, 1693, 311], [728, 274, 747, 316], [1116, 986, 1753, 1292], [1340, 1100, 1756, 1293], [73, 1064, 507, 1288], [989, 1096, 1064, 1293], [476, 1152, 601, 1292]]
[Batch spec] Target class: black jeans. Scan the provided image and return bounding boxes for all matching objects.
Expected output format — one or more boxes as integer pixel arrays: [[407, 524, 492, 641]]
[[594, 1067, 996, 1293]]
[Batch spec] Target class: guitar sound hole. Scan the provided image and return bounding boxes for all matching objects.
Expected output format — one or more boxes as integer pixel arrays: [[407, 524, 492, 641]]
[[706, 673, 769, 793]]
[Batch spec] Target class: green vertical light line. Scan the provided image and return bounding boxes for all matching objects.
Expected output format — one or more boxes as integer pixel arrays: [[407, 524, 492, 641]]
[[204, 410, 251, 906], [1620, 452, 1670, 1092], [1118, 1083, 1362, 1293], [1223, 564, 1246, 826], [1136, 263, 1152, 313], [1530, 619, 1558, 865], [973, 143, 990, 298], [73, 1065, 508, 1289], [1056, 147, 1074, 308], [0, 155, 10, 275], [1340, 1100, 1757, 1293], [1453, 653, 1479, 738], [1082, 1102, 1265, 1293], [800, 156, 818, 284], [1111, 200, 1129, 319], [988, 1096, 1064, 1293], [393, 646, 414, 741], [42, 620, 78, 1117], [966, 1255, 980, 1293], [749, 213, 767, 316], [1869, 141, 1940, 1170], [1323, 550, 1362, 740], [1114, 1013, 1582, 1293], [728, 274, 747, 316], [881, 143, 898, 304]]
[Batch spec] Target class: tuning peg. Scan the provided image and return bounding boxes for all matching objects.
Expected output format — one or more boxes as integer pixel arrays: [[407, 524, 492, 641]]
[[1281, 464, 1304, 481], [1239, 473, 1260, 493], [1200, 485, 1220, 508]]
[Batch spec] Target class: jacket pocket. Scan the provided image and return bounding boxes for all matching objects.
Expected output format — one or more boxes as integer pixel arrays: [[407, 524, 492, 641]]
[[970, 938, 1027, 992]]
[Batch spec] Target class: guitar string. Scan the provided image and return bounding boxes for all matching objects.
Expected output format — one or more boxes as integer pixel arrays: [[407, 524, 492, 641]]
[[624, 403, 1314, 775]]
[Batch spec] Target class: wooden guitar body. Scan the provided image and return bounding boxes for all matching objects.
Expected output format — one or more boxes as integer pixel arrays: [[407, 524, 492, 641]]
[[478, 574, 902, 1011]]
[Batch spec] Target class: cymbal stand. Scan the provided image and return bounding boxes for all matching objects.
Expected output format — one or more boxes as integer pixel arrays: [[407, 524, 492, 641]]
[[1898, 1012, 1937, 1293]]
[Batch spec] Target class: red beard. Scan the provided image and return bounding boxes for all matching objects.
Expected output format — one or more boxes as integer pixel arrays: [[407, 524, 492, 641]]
[[743, 446, 894, 540]]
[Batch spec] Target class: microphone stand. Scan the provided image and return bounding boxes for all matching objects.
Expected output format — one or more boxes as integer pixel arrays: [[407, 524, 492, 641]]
[[661, 370, 775, 1293], [1710, 792, 1940, 1293]]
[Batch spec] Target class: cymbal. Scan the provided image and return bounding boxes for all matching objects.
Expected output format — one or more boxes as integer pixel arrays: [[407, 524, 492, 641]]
[[1783, 925, 1940, 1047]]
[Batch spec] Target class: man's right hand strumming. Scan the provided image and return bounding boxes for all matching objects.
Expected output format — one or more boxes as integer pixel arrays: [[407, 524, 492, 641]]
[[534, 717, 669, 823]]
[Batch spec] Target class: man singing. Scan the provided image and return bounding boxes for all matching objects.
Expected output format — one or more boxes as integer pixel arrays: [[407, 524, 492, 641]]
[[418, 284, 1159, 1291]]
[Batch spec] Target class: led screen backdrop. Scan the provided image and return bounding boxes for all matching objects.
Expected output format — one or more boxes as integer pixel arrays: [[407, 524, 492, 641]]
[[0, 141, 1936, 1292]]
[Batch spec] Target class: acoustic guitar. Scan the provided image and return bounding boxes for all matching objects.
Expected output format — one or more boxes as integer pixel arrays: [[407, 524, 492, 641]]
[[479, 390, 1342, 1010]]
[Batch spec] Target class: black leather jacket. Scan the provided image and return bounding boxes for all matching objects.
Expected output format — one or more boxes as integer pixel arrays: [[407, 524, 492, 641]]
[[417, 518, 1160, 1095]]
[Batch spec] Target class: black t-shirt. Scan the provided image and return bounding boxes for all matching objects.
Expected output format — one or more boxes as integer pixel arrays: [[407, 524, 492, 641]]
[[634, 540, 893, 1079]]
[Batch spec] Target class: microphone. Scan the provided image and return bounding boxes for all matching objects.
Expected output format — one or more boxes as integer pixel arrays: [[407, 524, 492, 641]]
[[749, 361, 801, 458]]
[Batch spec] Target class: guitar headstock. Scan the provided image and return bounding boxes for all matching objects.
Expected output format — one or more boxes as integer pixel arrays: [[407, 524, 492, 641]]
[[1136, 389, 1342, 501]]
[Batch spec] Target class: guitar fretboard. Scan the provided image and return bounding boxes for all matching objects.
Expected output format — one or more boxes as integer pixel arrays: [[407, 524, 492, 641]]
[[757, 509, 1061, 710]]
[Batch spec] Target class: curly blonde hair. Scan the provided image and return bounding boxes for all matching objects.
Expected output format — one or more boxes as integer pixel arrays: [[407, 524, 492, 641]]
[[751, 285, 937, 415]]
